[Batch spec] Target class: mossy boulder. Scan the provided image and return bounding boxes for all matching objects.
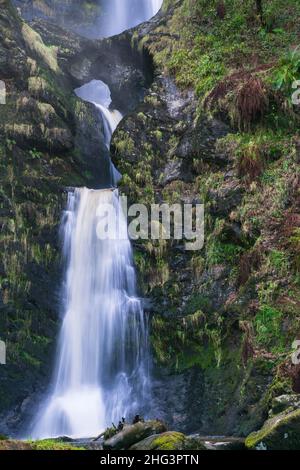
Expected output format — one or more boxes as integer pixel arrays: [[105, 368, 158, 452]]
[[130, 431, 206, 450], [246, 409, 300, 450], [103, 420, 167, 450]]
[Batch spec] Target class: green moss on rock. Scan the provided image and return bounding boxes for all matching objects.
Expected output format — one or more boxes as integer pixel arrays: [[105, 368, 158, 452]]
[[130, 431, 206, 450], [246, 409, 300, 450]]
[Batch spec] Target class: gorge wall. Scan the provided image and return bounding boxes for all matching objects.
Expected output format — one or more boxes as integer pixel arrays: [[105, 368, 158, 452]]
[[111, 0, 300, 436], [0, 0, 300, 439]]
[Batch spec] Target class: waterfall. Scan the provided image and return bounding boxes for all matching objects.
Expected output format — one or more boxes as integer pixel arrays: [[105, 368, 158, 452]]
[[74, 79, 122, 150], [31, 189, 150, 438], [29, 0, 163, 440], [98, 0, 162, 37], [74, 79, 122, 184], [151, 0, 163, 13]]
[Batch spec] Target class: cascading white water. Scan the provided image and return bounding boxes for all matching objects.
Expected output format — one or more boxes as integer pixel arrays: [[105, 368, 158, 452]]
[[99, 0, 162, 37], [32, 189, 150, 438], [74, 79, 122, 184], [74, 80, 122, 150], [30, 0, 163, 439], [151, 0, 163, 14]]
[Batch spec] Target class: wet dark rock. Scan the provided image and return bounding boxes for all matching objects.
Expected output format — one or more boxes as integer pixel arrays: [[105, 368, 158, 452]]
[[208, 180, 244, 216], [150, 364, 268, 437], [160, 158, 182, 185], [103, 420, 167, 450], [32, 19, 154, 115], [84, 36, 154, 114], [192, 118, 230, 165], [271, 394, 300, 416]]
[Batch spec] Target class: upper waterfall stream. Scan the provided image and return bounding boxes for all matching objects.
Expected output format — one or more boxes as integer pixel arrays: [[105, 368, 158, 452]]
[[29, 0, 163, 439], [98, 0, 162, 37], [74, 79, 123, 185], [74, 79, 122, 150]]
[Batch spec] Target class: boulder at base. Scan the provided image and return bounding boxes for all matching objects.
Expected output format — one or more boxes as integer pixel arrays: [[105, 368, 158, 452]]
[[103, 420, 167, 450], [246, 409, 300, 450], [130, 431, 207, 450]]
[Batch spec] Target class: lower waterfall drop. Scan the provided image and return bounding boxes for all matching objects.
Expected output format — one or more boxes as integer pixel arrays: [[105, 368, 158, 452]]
[[31, 189, 150, 438]]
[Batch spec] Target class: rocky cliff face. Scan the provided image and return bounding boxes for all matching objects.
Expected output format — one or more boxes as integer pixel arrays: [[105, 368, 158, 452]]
[[0, 0, 299, 440], [112, 0, 300, 436]]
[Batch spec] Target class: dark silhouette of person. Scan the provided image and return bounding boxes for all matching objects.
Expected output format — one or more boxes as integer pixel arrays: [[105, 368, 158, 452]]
[[118, 421, 124, 431], [132, 414, 141, 424]]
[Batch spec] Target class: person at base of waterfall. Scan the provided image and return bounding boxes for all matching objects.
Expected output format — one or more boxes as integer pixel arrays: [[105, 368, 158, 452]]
[[132, 414, 145, 424]]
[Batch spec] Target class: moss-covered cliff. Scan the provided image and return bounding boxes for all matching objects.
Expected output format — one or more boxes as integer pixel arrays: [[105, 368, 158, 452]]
[[0, 0, 111, 431], [112, 0, 300, 435]]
